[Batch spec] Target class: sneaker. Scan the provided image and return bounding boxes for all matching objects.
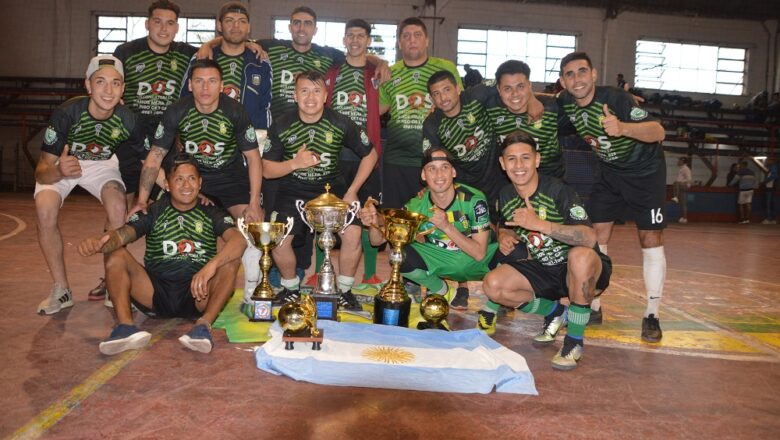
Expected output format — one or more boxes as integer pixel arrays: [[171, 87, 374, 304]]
[[450, 287, 469, 311], [477, 310, 497, 336], [104, 295, 138, 312], [37, 284, 73, 315], [338, 289, 362, 311], [671, 196, 679, 203], [678, 217, 688, 224], [551, 338, 583, 371], [588, 307, 603, 325], [362, 274, 383, 285], [88, 278, 107, 301], [274, 288, 300, 305], [533, 306, 567, 344], [178, 323, 213, 353], [641, 314, 663, 342], [98, 324, 151, 355]]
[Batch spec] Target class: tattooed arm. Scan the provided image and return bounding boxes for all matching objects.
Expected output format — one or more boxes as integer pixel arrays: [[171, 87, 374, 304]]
[[546, 222, 597, 248], [129, 146, 167, 216], [78, 225, 138, 257]]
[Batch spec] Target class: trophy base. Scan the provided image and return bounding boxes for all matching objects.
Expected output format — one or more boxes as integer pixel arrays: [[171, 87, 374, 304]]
[[311, 293, 340, 321], [416, 321, 450, 331], [247, 298, 275, 322], [282, 328, 324, 350], [373, 296, 411, 327]]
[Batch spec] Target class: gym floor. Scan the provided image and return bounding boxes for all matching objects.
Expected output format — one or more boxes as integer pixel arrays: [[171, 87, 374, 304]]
[[1, 192, 779, 439]]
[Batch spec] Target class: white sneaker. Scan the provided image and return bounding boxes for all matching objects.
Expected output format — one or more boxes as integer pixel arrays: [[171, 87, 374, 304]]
[[678, 217, 688, 223], [37, 284, 74, 315], [671, 197, 679, 203], [761, 219, 772, 224]]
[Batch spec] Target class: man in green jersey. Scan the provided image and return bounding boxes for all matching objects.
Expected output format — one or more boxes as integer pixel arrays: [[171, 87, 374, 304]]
[[360, 148, 497, 305], [79, 154, 246, 355], [481, 131, 611, 370], [379, 17, 461, 209]]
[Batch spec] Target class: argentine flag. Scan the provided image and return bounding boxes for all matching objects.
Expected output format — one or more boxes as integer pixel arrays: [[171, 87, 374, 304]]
[[255, 321, 538, 395]]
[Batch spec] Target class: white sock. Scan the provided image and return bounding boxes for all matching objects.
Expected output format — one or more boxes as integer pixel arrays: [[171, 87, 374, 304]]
[[281, 277, 300, 291], [242, 246, 262, 302], [598, 243, 608, 254], [642, 246, 666, 317], [338, 275, 355, 293]]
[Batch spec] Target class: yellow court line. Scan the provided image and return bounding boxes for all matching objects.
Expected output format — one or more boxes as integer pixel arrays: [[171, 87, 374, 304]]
[[0, 213, 26, 242], [8, 319, 180, 440]]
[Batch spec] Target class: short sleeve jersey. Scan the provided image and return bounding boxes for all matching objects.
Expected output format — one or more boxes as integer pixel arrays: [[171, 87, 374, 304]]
[[113, 38, 196, 127], [265, 107, 372, 189], [379, 57, 463, 167], [216, 55, 244, 101], [486, 91, 567, 178], [41, 97, 147, 160], [422, 87, 496, 183], [127, 194, 234, 279], [558, 86, 663, 176], [328, 63, 369, 130], [405, 183, 491, 252], [260, 39, 345, 117], [154, 95, 257, 172], [498, 174, 591, 266]]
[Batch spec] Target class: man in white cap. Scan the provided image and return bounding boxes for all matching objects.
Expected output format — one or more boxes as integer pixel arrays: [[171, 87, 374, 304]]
[[34, 54, 147, 315]]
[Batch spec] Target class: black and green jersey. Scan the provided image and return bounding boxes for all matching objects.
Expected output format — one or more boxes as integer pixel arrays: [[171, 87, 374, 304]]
[[113, 38, 196, 128], [486, 92, 567, 178], [405, 183, 491, 252], [379, 57, 462, 167], [558, 86, 663, 176], [216, 54, 244, 101], [265, 107, 372, 189], [41, 96, 147, 160], [127, 194, 234, 280], [422, 88, 496, 184], [329, 63, 369, 130], [154, 95, 257, 172], [498, 175, 590, 266], [260, 39, 344, 117]]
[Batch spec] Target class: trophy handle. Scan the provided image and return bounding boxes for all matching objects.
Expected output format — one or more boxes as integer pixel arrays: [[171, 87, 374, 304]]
[[278, 216, 294, 246], [296, 199, 314, 233], [340, 201, 360, 233], [237, 217, 255, 246]]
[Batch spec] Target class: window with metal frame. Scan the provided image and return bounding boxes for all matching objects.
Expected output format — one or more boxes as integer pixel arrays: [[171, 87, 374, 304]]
[[635, 39, 746, 95], [96, 15, 216, 55], [456, 27, 576, 83], [273, 19, 397, 63]]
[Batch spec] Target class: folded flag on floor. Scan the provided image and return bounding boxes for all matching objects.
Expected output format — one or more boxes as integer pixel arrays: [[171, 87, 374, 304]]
[[255, 320, 538, 395]]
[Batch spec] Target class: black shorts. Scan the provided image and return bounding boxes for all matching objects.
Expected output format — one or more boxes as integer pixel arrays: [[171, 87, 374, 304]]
[[201, 163, 250, 210], [138, 272, 201, 319], [117, 146, 143, 194], [505, 251, 612, 301], [270, 179, 361, 237], [341, 160, 381, 202], [589, 165, 667, 230], [381, 162, 422, 209], [488, 244, 529, 269]]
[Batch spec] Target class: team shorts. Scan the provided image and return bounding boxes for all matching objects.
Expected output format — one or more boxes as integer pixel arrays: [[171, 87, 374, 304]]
[[201, 164, 250, 210], [589, 165, 667, 230], [401, 241, 499, 283], [341, 160, 381, 202], [738, 190, 754, 204], [381, 162, 422, 209], [488, 244, 529, 269], [136, 272, 201, 319], [34, 156, 125, 206], [505, 250, 612, 301]]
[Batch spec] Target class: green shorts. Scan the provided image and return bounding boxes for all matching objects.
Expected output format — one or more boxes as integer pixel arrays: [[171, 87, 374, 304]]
[[408, 241, 499, 282]]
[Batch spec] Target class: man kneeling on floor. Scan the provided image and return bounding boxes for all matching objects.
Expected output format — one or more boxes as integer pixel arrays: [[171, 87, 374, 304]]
[[79, 153, 246, 355], [481, 131, 611, 370]]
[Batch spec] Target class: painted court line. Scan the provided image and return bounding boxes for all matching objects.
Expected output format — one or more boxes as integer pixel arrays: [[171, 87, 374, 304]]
[[0, 213, 26, 242], [8, 319, 180, 440]]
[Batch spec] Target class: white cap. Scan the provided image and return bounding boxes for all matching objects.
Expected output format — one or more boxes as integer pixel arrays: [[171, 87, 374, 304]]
[[85, 55, 124, 80]]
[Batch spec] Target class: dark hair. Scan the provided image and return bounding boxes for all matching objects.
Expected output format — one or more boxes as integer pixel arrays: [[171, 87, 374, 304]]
[[495, 60, 531, 84], [500, 130, 538, 153], [345, 18, 371, 36], [165, 153, 200, 178], [148, 0, 180, 19], [427, 70, 457, 92], [295, 70, 325, 86], [189, 58, 222, 80], [422, 147, 454, 167], [291, 6, 317, 22], [398, 17, 427, 38], [679, 157, 688, 165], [560, 52, 593, 75], [219, 1, 249, 22]]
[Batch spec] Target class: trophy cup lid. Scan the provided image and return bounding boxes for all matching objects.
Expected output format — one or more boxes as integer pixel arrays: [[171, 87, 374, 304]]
[[304, 184, 350, 209]]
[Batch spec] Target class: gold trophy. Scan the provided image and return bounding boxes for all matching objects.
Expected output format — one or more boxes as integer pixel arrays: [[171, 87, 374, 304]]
[[418, 294, 450, 331], [370, 206, 429, 327], [296, 184, 360, 320], [279, 295, 323, 350], [237, 217, 294, 322]]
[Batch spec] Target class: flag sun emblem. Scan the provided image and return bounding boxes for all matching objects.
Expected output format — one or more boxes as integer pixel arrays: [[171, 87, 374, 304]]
[[361, 346, 415, 364]]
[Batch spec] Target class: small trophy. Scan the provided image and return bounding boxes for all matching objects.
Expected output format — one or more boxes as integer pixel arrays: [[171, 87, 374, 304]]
[[237, 217, 293, 322], [370, 208, 429, 327], [279, 294, 323, 350], [296, 184, 360, 320], [417, 294, 450, 330]]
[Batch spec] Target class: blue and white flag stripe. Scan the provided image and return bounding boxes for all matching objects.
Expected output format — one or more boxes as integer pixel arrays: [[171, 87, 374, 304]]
[[255, 321, 538, 395]]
